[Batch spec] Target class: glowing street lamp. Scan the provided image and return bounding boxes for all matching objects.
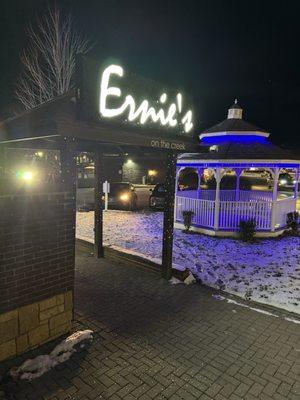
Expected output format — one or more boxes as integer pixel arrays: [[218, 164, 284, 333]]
[[16, 170, 34, 182]]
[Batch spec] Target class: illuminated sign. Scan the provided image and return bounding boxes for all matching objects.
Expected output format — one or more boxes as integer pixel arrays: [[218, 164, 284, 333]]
[[99, 64, 193, 133], [76, 55, 197, 150]]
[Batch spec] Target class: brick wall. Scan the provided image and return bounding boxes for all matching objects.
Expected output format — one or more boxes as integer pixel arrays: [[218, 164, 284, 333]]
[[0, 291, 73, 361], [0, 191, 76, 314]]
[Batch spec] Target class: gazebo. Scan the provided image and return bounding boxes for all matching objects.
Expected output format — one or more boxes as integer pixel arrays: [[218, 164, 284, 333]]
[[175, 101, 300, 237]]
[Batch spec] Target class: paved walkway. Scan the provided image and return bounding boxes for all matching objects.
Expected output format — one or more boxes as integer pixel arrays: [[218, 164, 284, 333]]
[[1, 249, 300, 400]]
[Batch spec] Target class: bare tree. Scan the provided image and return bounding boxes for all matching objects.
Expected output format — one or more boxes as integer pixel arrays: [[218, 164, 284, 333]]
[[15, 5, 92, 110]]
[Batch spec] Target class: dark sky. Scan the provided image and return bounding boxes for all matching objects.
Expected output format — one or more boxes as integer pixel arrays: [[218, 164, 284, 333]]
[[1, 0, 300, 145]]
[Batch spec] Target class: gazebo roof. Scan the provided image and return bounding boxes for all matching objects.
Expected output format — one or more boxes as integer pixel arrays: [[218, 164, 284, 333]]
[[178, 101, 300, 166], [200, 118, 269, 137], [178, 139, 299, 161]]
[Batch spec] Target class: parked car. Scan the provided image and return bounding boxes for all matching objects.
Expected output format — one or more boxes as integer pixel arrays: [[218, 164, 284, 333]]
[[267, 172, 295, 190], [107, 182, 138, 210], [149, 183, 166, 210]]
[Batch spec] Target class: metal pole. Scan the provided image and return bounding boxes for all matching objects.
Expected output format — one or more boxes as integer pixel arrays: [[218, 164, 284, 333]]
[[94, 149, 104, 258], [104, 181, 109, 211], [161, 151, 177, 280]]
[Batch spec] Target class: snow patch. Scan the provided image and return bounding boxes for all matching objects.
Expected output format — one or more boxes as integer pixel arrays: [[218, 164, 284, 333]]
[[226, 299, 278, 317], [284, 317, 300, 325], [10, 330, 93, 381], [169, 277, 183, 285], [212, 294, 225, 301], [184, 272, 196, 285], [77, 211, 300, 314]]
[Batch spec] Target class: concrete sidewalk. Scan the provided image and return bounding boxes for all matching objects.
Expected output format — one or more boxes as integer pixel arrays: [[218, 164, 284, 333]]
[[1, 249, 300, 399]]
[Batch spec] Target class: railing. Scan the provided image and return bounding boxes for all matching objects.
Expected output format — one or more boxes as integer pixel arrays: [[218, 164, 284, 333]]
[[176, 197, 215, 228], [177, 189, 274, 202], [218, 200, 272, 230], [177, 189, 293, 201], [274, 198, 296, 228], [175, 194, 298, 231]]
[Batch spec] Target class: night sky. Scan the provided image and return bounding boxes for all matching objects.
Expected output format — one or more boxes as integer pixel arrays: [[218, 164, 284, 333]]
[[1, 0, 299, 146]]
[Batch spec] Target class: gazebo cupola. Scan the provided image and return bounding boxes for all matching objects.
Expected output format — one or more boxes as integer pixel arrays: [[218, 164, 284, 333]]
[[228, 99, 243, 119], [175, 101, 300, 237], [199, 99, 270, 147]]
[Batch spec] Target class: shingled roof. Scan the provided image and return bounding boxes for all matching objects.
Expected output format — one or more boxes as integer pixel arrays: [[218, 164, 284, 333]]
[[178, 139, 299, 161], [179, 101, 300, 163], [201, 118, 268, 136]]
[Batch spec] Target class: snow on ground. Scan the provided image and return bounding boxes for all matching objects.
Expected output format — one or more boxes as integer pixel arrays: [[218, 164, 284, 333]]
[[10, 330, 93, 380], [76, 211, 300, 315]]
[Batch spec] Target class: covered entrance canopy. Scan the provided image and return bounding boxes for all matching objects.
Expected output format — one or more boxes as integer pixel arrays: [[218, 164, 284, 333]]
[[0, 55, 202, 362], [0, 55, 199, 279]]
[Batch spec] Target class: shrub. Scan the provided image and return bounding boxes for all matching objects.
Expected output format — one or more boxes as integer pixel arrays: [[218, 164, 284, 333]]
[[239, 218, 256, 242], [182, 210, 194, 232], [286, 211, 299, 235]]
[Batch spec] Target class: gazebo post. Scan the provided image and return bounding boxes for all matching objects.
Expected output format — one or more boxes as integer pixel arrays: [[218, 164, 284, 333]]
[[197, 167, 202, 199], [174, 166, 181, 221], [235, 169, 242, 201], [294, 167, 299, 200], [271, 167, 280, 231], [214, 168, 222, 230]]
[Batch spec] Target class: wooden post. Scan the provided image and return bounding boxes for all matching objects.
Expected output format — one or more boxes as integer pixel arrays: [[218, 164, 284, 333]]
[[271, 168, 279, 231], [214, 168, 221, 230], [162, 151, 177, 280], [94, 149, 104, 258], [60, 137, 77, 195]]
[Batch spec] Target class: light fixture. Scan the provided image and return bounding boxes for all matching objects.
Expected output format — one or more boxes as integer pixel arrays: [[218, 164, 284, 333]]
[[148, 169, 157, 177], [16, 170, 34, 182], [119, 193, 130, 202]]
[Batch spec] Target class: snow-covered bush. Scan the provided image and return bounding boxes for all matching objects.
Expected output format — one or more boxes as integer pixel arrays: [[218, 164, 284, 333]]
[[239, 218, 256, 242], [286, 211, 299, 236], [182, 210, 194, 232]]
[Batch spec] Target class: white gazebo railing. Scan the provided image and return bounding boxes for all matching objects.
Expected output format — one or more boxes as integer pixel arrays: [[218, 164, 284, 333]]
[[177, 189, 274, 202], [176, 194, 296, 231], [218, 200, 271, 229], [176, 197, 215, 228]]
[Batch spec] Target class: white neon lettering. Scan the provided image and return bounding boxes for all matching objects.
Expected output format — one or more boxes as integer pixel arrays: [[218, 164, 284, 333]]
[[181, 110, 193, 133], [99, 64, 193, 133], [160, 93, 167, 103], [100, 65, 126, 118], [177, 93, 182, 113]]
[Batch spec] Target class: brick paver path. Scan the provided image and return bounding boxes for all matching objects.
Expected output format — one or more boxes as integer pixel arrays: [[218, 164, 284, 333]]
[[1, 248, 300, 399]]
